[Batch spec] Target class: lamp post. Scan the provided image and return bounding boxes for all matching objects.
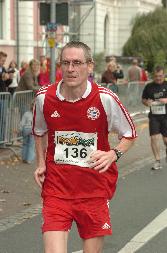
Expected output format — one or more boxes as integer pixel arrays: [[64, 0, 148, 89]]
[[50, 0, 56, 83]]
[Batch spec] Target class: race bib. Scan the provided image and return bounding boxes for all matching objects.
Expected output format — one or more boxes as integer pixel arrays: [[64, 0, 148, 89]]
[[151, 103, 166, 115], [54, 131, 97, 167]]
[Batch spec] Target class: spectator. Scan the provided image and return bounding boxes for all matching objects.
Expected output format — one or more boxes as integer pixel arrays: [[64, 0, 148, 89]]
[[127, 58, 142, 82], [0, 51, 13, 142], [17, 59, 40, 91], [142, 65, 167, 170], [38, 55, 50, 86], [139, 62, 148, 83], [19, 61, 28, 77], [7, 60, 20, 95], [0, 51, 13, 92], [55, 62, 63, 84], [101, 61, 124, 93], [19, 100, 35, 164]]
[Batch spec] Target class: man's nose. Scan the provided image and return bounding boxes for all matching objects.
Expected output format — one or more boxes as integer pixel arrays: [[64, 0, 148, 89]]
[[68, 62, 75, 71]]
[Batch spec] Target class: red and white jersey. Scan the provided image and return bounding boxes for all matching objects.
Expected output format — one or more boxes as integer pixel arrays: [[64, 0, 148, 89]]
[[33, 81, 137, 200]]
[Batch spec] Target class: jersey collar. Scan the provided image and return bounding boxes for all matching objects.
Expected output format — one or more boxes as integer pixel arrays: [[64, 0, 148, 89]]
[[56, 80, 92, 101]]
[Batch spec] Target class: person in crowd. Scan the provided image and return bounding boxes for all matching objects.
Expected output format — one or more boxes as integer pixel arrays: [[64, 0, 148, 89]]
[[101, 61, 124, 93], [17, 59, 40, 91], [127, 58, 142, 82], [0, 51, 13, 92], [142, 65, 167, 170], [139, 62, 149, 83], [19, 100, 35, 164], [0, 51, 13, 142], [38, 55, 50, 86], [7, 60, 20, 95], [33, 41, 137, 253], [55, 62, 63, 84], [19, 61, 28, 77]]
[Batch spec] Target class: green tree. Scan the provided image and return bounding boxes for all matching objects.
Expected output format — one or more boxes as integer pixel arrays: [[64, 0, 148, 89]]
[[123, 7, 167, 72], [162, 0, 167, 8], [93, 52, 106, 75]]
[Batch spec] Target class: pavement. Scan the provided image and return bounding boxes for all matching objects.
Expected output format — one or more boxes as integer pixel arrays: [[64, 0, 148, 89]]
[[0, 111, 165, 220]]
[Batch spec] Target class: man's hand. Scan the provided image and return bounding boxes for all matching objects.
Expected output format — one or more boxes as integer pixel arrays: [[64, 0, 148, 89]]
[[89, 150, 117, 173], [34, 166, 46, 188], [158, 98, 167, 104]]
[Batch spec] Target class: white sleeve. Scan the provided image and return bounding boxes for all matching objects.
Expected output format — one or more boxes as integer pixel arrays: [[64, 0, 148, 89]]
[[33, 94, 48, 136], [100, 93, 136, 139]]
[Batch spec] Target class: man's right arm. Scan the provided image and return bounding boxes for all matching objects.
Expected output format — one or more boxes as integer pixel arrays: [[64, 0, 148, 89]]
[[33, 92, 48, 188], [34, 134, 47, 188]]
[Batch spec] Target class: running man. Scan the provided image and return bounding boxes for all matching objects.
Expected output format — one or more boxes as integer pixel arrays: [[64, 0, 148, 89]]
[[33, 41, 137, 253], [142, 65, 167, 170]]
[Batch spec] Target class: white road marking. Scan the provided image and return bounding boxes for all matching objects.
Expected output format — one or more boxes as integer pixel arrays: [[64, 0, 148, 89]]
[[72, 251, 83, 253], [117, 208, 167, 253]]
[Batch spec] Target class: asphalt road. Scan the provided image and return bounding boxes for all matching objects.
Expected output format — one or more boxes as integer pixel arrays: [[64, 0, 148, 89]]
[[0, 157, 167, 253], [0, 115, 167, 253]]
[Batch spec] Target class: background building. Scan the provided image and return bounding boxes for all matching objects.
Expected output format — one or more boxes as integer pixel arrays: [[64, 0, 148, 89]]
[[0, 0, 162, 66]]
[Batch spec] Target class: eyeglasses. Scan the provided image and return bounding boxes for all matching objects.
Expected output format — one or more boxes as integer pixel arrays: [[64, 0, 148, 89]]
[[60, 60, 89, 68]]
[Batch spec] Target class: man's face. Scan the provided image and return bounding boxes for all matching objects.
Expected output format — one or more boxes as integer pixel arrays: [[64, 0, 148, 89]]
[[61, 47, 93, 88], [0, 56, 7, 67], [154, 70, 165, 84]]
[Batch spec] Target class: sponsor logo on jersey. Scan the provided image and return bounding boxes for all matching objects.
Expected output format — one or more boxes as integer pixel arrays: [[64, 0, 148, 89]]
[[102, 223, 111, 230], [57, 135, 95, 147], [51, 111, 60, 118], [87, 107, 100, 120]]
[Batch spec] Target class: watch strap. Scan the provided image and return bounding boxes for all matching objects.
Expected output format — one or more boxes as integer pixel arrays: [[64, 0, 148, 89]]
[[112, 148, 123, 162]]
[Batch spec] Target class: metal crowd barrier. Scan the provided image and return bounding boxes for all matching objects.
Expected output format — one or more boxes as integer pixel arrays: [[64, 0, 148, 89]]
[[0, 91, 35, 146], [0, 82, 149, 146], [100, 81, 149, 114], [0, 92, 12, 145]]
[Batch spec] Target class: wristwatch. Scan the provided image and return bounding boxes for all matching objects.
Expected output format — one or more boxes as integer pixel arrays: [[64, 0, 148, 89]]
[[112, 148, 123, 162]]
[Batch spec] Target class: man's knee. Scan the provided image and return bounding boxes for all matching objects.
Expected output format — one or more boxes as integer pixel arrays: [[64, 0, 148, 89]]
[[83, 236, 104, 253]]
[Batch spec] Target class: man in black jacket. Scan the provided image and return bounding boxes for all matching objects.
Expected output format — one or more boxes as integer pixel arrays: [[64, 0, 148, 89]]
[[0, 51, 13, 143], [0, 51, 12, 92]]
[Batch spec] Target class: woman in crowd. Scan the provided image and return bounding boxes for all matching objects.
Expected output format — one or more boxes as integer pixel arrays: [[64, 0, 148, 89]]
[[101, 61, 124, 94], [38, 55, 50, 86], [17, 59, 40, 91], [19, 61, 28, 77]]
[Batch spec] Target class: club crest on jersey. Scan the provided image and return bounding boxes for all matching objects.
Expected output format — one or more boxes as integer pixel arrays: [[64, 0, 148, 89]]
[[87, 107, 100, 120]]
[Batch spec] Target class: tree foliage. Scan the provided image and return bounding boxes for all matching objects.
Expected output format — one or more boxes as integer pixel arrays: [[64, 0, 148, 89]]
[[93, 52, 106, 74], [162, 0, 167, 8], [122, 7, 167, 72]]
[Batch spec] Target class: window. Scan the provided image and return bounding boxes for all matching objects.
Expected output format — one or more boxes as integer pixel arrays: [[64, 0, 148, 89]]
[[104, 15, 109, 52]]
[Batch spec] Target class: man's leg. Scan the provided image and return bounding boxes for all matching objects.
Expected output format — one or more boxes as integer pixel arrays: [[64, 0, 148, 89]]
[[150, 134, 161, 161], [83, 236, 104, 253], [43, 231, 68, 253], [162, 136, 167, 162]]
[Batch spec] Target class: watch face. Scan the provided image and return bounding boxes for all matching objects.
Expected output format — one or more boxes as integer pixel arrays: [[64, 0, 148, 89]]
[[117, 150, 123, 158], [114, 149, 123, 159]]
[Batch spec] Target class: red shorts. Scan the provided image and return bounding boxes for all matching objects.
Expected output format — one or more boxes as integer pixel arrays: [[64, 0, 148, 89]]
[[42, 196, 112, 239]]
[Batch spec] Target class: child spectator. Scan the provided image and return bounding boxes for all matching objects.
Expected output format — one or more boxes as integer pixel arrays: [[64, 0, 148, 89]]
[[19, 101, 35, 164]]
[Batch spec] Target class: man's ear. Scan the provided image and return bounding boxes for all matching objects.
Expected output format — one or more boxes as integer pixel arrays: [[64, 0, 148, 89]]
[[88, 62, 94, 74]]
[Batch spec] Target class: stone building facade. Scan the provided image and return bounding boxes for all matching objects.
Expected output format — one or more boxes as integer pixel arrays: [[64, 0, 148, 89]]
[[0, 0, 162, 66]]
